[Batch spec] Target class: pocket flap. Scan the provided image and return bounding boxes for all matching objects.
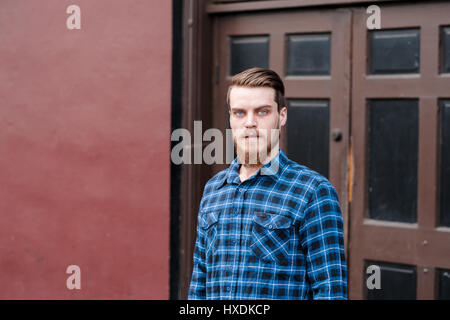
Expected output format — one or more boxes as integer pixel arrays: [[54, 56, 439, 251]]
[[200, 210, 220, 230], [253, 212, 292, 229]]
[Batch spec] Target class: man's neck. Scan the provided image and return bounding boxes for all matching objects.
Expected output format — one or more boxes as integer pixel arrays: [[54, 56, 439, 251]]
[[239, 147, 280, 182]]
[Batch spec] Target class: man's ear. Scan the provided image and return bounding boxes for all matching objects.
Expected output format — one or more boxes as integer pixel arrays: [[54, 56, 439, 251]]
[[279, 106, 287, 127]]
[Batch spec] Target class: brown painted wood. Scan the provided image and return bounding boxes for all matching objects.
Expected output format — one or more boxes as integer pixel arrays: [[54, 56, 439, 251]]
[[350, 2, 450, 300], [178, 0, 214, 299], [207, 0, 409, 14], [417, 266, 436, 299]]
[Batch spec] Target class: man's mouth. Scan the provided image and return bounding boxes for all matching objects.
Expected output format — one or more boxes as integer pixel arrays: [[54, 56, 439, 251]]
[[242, 131, 260, 139]]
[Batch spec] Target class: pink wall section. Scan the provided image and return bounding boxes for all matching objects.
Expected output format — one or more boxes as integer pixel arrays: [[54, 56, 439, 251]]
[[0, 0, 171, 299]]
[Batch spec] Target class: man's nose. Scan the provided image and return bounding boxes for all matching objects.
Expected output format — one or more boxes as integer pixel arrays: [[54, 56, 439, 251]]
[[244, 112, 257, 127]]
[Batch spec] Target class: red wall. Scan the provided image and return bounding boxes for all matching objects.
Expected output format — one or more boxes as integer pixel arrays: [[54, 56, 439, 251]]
[[0, 0, 171, 299]]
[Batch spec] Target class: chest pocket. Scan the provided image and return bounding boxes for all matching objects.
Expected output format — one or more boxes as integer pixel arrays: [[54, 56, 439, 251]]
[[250, 212, 293, 266], [200, 210, 220, 257]]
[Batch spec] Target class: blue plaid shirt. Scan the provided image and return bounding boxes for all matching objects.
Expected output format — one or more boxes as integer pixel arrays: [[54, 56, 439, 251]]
[[188, 149, 347, 300]]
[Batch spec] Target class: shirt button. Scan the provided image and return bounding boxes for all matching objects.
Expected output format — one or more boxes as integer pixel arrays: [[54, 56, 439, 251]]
[[269, 225, 273, 230], [226, 286, 231, 292]]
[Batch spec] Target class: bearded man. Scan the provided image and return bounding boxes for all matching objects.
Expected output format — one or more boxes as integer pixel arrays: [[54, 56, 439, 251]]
[[188, 67, 347, 300]]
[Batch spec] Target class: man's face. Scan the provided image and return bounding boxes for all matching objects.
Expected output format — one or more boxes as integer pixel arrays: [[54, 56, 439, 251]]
[[229, 86, 287, 165]]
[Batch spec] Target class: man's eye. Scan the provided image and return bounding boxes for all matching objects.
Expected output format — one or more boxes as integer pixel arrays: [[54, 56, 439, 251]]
[[234, 111, 244, 116], [258, 109, 268, 115]]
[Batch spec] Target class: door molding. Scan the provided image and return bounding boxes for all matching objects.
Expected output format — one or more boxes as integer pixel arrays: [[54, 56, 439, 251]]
[[206, 0, 412, 14], [175, 0, 213, 299]]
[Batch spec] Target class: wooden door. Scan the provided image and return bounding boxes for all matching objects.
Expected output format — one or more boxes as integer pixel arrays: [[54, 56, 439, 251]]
[[350, 2, 450, 299], [207, 1, 450, 300]]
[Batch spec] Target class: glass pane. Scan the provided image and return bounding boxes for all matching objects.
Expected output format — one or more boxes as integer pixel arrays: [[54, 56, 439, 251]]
[[286, 33, 331, 76], [440, 100, 450, 227], [365, 261, 417, 300], [287, 100, 329, 178], [369, 29, 420, 74], [368, 99, 418, 223], [438, 269, 450, 300], [442, 27, 450, 73], [230, 36, 269, 76]]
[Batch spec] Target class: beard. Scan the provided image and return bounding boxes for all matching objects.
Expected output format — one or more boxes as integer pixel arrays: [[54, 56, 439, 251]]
[[233, 127, 280, 166]]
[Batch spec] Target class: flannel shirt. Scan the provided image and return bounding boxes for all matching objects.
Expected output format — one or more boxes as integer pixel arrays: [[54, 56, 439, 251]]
[[188, 149, 347, 300]]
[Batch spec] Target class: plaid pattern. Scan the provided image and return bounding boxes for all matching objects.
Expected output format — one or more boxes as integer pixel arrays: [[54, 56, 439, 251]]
[[188, 149, 347, 300]]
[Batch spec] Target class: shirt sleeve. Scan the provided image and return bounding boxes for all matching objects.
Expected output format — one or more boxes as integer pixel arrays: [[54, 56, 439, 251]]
[[188, 212, 207, 299], [299, 180, 348, 300]]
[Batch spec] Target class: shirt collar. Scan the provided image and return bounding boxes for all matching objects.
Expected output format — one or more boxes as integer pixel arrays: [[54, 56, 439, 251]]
[[218, 149, 289, 188]]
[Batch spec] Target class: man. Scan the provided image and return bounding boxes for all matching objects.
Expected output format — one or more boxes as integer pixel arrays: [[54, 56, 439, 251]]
[[188, 67, 347, 299]]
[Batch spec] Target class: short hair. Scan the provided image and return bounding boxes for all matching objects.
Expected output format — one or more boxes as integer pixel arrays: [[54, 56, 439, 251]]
[[226, 67, 286, 112]]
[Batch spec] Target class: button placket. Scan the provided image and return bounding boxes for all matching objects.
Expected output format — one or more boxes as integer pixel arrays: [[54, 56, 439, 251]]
[[234, 184, 246, 216], [223, 266, 232, 277]]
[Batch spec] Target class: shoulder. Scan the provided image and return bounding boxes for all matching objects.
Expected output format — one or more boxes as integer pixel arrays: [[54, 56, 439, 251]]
[[202, 167, 228, 194], [282, 160, 342, 229], [281, 157, 335, 198], [197, 167, 229, 211]]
